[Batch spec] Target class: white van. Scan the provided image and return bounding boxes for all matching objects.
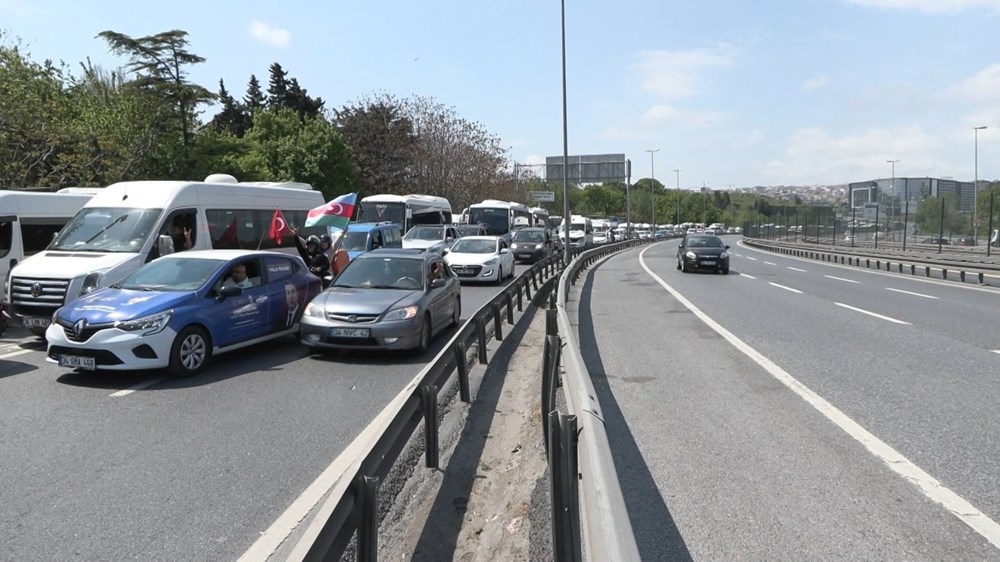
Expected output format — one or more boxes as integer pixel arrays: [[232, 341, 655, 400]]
[[558, 215, 593, 249], [1, 188, 101, 303], [6, 174, 325, 335]]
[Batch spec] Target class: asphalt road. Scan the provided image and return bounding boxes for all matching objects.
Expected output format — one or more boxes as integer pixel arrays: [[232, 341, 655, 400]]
[[0, 263, 531, 561], [570, 239, 1000, 560]]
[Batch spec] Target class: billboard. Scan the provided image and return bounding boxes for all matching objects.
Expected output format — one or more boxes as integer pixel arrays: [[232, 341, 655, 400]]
[[546, 154, 629, 183]]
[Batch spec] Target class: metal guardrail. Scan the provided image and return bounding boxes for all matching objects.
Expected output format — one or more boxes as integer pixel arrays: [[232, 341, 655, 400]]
[[282, 253, 564, 561], [544, 238, 652, 561], [743, 237, 1000, 285]]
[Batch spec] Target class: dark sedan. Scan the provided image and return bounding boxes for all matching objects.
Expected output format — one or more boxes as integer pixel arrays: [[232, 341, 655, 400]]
[[677, 234, 730, 274], [299, 249, 461, 353]]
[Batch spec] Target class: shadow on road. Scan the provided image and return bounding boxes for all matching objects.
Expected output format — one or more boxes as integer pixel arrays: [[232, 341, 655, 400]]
[[576, 258, 693, 561]]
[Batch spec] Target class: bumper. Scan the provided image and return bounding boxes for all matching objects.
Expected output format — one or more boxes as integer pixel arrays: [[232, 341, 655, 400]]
[[512, 249, 544, 262], [682, 256, 729, 272], [299, 315, 423, 350], [45, 323, 176, 371], [449, 264, 500, 283]]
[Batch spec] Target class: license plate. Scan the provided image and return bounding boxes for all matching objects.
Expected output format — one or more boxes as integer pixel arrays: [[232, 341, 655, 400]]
[[516, 254, 532, 259], [701, 260, 716, 266], [454, 268, 471, 275], [58, 354, 96, 370], [23, 317, 50, 329], [330, 327, 370, 338]]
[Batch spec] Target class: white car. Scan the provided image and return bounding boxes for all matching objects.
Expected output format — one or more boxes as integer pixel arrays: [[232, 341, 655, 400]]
[[401, 225, 460, 254], [443, 236, 515, 284]]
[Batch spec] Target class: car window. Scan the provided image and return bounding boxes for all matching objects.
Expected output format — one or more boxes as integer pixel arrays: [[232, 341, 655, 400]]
[[450, 239, 496, 254], [264, 256, 296, 282], [120, 257, 225, 291], [333, 257, 424, 290], [405, 227, 443, 241]]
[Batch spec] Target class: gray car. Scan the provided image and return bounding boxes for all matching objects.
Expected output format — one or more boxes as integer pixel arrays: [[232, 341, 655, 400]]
[[299, 249, 461, 353]]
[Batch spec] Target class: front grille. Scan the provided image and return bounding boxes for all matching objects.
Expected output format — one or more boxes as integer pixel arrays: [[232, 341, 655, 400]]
[[326, 313, 379, 323], [48, 346, 124, 366], [10, 276, 70, 316], [56, 318, 115, 343]]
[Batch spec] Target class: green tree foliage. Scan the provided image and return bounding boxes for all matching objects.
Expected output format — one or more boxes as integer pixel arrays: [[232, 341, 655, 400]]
[[244, 74, 264, 112], [267, 63, 289, 108], [209, 79, 249, 137]]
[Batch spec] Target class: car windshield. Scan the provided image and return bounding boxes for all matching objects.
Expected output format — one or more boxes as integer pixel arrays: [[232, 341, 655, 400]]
[[341, 230, 370, 252], [468, 208, 510, 236], [119, 257, 225, 291], [333, 257, 424, 290], [686, 236, 724, 248], [404, 227, 443, 241], [451, 239, 496, 254], [457, 226, 483, 236], [50, 207, 162, 252], [512, 230, 544, 243]]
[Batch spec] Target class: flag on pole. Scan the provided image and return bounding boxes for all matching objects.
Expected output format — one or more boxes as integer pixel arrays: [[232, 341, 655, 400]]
[[268, 209, 292, 245], [305, 192, 357, 230]]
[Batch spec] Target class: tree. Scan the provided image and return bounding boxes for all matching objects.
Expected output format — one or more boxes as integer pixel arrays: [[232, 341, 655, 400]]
[[244, 74, 264, 112], [266, 62, 289, 109], [334, 93, 417, 197], [286, 77, 324, 120], [97, 29, 215, 173], [210, 79, 248, 137]]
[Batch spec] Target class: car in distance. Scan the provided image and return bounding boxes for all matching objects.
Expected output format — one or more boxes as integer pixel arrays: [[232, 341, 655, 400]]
[[299, 249, 460, 353], [677, 234, 730, 274], [456, 224, 489, 237], [339, 222, 403, 261], [401, 225, 460, 254], [45, 250, 322, 377], [509, 227, 554, 263], [444, 236, 515, 283]]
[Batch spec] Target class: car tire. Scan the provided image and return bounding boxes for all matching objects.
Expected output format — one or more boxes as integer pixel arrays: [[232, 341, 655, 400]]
[[417, 315, 431, 353], [721, 267, 729, 274], [167, 325, 211, 378], [676, 258, 681, 270], [451, 297, 461, 327]]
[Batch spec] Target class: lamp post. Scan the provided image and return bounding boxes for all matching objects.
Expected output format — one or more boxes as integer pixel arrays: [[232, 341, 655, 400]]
[[974, 126, 987, 245], [887, 159, 899, 242], [674, 168, 682, 225], [560, 0, 571, 265], [646, 149, 660, 229]]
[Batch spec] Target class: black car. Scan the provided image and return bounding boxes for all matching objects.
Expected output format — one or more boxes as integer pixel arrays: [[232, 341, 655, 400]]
[[677, 234, 730, 274], [509, 227, 554, 263]]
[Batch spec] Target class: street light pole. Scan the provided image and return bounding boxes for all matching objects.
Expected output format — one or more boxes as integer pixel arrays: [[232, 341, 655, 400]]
[[887, 159, 899, 242], [674, 168, 682, 225], [560, 0, 571, 265], [646, 149, 660, 230], [974, 126, 987, 245]]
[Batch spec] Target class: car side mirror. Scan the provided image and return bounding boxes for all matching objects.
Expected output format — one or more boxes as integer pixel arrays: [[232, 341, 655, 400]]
[[678, 243, 684, 249], [217, 285, 242, 300], [442, 248, 450, 255], [725, 245, 730, 249], [500, 248, 510, 254], [157, 234, 175, 257], [430, 278, 446, 289]]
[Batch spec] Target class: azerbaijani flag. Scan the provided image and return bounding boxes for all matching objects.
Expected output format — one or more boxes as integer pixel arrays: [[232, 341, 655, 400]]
[[305, 192, 357, 229]]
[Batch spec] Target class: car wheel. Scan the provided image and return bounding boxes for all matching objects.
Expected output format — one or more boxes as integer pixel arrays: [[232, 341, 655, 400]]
[[168, 326, 211, 378], [676, 257, 681, 270], [417, 315, 432, 353], [721, 267, 729, 274], [451, 297, 461, 327]]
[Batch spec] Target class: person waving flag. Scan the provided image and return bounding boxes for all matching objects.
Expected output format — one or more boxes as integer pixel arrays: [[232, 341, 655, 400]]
[[305, 192, 357, 229], [267, 209, 293, 245]]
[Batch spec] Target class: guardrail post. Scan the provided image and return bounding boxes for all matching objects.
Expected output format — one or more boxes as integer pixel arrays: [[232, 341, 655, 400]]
[[960, 270, 966, 283], [454, 342, 471, 403], [542, 334, 560, 455], [943, 269, 948, 280], [866, 258, 871, 268], [925, 266, 930, 277], [911, 264, 915, 275], [525, 276, 533, 300], [475, 316, 488, 364], [516, 282, 524, 311], [549, 411, 581, 562], [505, 292, 515, 324], [546, 308, 558, 336], [898, 263, 903, 273], [420, 385, 439, 469], [979, 272, 985, 284], [532, 268, 540, 291], [491, 303, 503, 341], [357, 475, 380, 562]]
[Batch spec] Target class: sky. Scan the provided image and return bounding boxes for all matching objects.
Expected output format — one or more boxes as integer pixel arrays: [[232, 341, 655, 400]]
[[3, 0, 1000, 190]]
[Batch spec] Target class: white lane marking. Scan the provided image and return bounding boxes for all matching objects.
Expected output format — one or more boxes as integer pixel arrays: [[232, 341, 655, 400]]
[[886, 287, 938, 300], [787, 266, 807, 272], [764, 261, 777, 265], [769, 282, 803, 294], [992, 350, 1000, 355], [834, 302, 911, 325], [825, 275, 860, 284], [109, 377, 167, 397], [746, 256, 758, 261], [638, 246, 1000, 550], [0, 349, 33, 360], [740, 273, 757, 280]]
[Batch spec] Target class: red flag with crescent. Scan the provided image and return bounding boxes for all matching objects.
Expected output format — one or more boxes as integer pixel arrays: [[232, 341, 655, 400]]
[[268, 209, 292, 245]]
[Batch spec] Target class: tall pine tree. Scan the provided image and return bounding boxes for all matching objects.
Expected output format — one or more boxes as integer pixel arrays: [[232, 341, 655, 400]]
[[210, 78, 248, 137], [266, 63, 289, 109]]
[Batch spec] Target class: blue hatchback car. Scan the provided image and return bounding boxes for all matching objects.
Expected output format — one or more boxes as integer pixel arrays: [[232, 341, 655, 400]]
[[337, 222, 403, 262], [46, 250, 322, 377]]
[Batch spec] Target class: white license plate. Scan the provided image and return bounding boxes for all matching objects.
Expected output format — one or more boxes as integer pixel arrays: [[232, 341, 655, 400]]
[[454, 268, 472, 275], [701, 260, 716, 266], [58, 354, 96, 370], [330, 327, 370, 338], [516, 254, 532, 259], [23, 317, 50, 329]]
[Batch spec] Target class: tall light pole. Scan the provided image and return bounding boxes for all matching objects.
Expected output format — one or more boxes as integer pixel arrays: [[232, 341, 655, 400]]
[[887, 159, 899, 242], [974, 126, 987, 245], [560, 0, 571, 264], [646, 149, 659, 229], [674, 168, 682, 225]]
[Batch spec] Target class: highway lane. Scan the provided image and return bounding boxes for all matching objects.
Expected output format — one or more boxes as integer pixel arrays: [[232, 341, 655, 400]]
[[0, 263, 530, 561], [570, 241, 1000, 559]]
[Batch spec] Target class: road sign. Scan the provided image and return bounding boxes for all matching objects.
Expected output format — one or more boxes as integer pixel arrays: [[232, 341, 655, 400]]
[[530, 191, 555, 202]]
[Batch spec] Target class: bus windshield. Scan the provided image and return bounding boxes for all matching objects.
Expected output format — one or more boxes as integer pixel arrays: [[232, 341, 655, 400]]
[[50, 207, 162, 253], [468, 208, 509, 236], [359, 201, 405, 227]]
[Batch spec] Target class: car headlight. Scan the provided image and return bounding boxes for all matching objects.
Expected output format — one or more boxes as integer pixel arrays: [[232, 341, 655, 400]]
[[686, 251, 697, 259], [483, 258, 498, 265], [720, 252, 729, 259], [510, 243, 519, 249], [534, 244, 543, 249], [304, 302, 325, 318], [383, 306, 418, 321], [80, 272, 101, 296], [116, 309, 172, 335]]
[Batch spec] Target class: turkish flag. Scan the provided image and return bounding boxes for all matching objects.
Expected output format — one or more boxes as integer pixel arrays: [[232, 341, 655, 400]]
[[268, 209, 292, 245], [219, 217, 238, 246]]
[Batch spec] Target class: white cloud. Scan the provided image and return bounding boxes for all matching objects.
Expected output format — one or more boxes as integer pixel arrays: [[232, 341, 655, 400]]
[[641, 104, 723, 128], [844, 0, 1000, 12], [947, 64, 1000, 102], [633, 48, 733, 99], [249, 20, 290, 47], [802, 76, 830, 91], [0, 0, 49, 17]]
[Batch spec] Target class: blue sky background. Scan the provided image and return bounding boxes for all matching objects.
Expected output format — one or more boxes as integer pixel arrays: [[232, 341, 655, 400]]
[[3, 0, 1000, 189]]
